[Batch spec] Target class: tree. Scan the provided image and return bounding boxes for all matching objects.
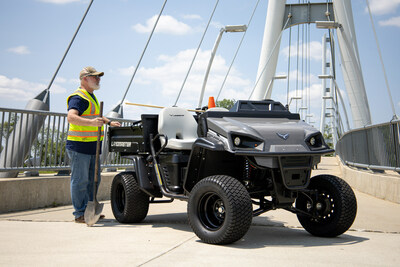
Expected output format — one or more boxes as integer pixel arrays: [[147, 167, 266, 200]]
[[216, 99, 235, 110], [0, 113, 19, 153], [27, 124, 68, 167], [323, 124, 334, 149]]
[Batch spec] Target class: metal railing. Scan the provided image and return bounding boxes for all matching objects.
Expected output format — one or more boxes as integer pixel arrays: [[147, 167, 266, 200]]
[[336, 120, 400, 172], [0, 107, 136, 173]]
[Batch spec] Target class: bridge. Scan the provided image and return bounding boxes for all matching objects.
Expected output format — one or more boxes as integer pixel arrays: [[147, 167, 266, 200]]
[[0, 0, 399, 265], [0, 0, 399, 207], [0, 157, 399, 266]]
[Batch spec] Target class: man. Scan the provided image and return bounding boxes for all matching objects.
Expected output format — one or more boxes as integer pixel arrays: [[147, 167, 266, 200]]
[[66, 66, 121, 223]]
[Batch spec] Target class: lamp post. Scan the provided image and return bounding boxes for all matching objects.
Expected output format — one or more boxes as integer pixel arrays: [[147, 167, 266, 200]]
[[287, 96, 302, 111], [315, 21, 342, 29], [198, 25, 247, 109], [262, 74, 287, 100], [318, 74, 351, 131]]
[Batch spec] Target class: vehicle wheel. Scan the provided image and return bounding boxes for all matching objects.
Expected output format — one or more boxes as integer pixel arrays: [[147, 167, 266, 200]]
[[111, 172, 149, 223], [188, 175, 253, 245], [296, 174, 357, 237]]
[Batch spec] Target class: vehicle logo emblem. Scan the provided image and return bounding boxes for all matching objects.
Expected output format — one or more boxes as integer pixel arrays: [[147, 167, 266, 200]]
[[276, 133, 289, 140]]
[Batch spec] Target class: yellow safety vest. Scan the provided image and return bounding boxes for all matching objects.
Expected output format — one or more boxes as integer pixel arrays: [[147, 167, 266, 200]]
[[67, 88, 104, 142]]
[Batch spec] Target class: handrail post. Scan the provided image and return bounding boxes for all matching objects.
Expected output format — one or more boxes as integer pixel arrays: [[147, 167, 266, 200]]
[[393, 122, 400, 168]]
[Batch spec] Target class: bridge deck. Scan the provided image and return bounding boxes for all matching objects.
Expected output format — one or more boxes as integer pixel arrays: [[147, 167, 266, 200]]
[[0, 157, 399, 266]]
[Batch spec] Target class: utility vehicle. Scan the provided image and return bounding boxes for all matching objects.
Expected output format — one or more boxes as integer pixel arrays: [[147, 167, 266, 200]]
[[108, 99, 357, 245]]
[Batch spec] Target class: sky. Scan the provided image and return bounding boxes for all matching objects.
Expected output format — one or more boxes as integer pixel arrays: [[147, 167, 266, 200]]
[[0, 0, 399, 131]]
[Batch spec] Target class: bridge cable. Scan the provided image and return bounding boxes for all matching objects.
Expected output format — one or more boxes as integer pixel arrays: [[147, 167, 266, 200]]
[[45, 0, 94, 92], [215, 0, 261, 102], [286, 10, 292, 107], [326, 6, 350, 133], [174, 0, 220, 106], [329, 29, 350, 132], [307, 19, 311, 123], [248, 17, 291, 100], [300, 23, 305, 118], [306, 18, 310, 122], [326, 6, 341, 135], [120, 0, 168, 105], [295, 24, 300, 112], [365, 0, 397, 120]]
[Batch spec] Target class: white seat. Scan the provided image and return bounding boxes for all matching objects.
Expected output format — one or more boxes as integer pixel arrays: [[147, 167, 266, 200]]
[[158, 107, 198, 150]]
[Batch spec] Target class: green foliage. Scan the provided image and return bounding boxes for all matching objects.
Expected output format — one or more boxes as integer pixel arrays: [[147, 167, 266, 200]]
[[323, 124, 334, 149], [216, 99, 235, 110], [31, 126, 68, 166], [0, 113, 19, 152]]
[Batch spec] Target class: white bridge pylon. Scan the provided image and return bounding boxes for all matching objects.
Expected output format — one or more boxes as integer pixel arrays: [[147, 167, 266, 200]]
[[251, 0, 372, 129]]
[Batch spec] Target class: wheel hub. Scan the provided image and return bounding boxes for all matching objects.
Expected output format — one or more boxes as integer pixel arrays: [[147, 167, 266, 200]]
[[198, 193, 226, 231], [314, 192, 334, 221], [215, 200, 225, 215]]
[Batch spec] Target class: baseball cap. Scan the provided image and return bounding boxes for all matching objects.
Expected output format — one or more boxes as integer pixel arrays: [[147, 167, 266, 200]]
[[79, 66, 104, 79]]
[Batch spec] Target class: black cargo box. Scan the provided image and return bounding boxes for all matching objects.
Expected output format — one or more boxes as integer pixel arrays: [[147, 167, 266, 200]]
[[108, 114, 159, 155]]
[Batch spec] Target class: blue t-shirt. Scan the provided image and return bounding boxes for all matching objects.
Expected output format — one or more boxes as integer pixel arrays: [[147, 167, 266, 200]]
[[66, 93, 102, 155]]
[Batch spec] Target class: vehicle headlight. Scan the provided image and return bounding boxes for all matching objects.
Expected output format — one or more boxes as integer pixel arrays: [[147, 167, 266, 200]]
[[309, 137, 316, 146], [234, 137, 241, 146], [305, 133, 327, 150], [231, 134, 263, 150]]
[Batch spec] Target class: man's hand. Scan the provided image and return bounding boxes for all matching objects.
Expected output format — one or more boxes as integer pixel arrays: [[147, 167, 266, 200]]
[[91, 117, 105, 127], [68, 109, 106, 127], [109, 121, 121, 127]]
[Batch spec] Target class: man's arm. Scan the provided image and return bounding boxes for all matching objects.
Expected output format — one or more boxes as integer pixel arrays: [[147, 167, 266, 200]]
[[67, 109, 104, 127], [102, 116, 121, 127]]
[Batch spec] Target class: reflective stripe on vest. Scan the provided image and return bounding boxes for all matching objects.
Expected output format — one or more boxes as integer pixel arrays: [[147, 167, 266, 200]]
[[67, 88, 104, 142]]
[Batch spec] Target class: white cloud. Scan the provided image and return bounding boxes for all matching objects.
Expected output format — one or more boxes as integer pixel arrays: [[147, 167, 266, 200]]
[[183, 14, 202, 20], [116, 48, 252, 108], [0, 75, 66, 102], [117, 66, 135, 76], [281, 41, 322, 61], [122, 99, 160, 121], [272, 82, 323, 126], [210, 21, 224, 30], [54, 76, 79, 84], [367, 0, 400, 15], [276, 83, 322, 107], [37, 0, 81, 4], [7, 46, 30, 55], [285, 70, 319, 85], [379, 16, 400, 27], [132, 15, 192, 35], [55, 77, 67, 83]]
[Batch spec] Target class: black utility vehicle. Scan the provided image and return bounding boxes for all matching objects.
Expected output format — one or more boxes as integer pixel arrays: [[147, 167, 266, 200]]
[[108, 99, 357, 245]]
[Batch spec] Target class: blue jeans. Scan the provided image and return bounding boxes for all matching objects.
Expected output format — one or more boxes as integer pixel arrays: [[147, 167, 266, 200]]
[[66, 149, 101, 218]]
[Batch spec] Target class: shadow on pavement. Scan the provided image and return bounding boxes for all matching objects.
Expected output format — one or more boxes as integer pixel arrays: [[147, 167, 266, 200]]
[[95, 212, 368, 248], [229, 226, 368, 248], [93, 212, 191, 232]]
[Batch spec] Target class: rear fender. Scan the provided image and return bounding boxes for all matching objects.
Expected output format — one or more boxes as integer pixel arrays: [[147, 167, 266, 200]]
[[132, 156, 162, 198]]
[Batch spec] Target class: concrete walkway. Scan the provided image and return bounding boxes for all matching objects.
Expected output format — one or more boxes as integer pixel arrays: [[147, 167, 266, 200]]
[[1, 157, 400, 266]]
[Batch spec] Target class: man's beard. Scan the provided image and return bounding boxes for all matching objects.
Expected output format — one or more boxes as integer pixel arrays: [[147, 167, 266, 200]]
[[89, 80, 100, 90]]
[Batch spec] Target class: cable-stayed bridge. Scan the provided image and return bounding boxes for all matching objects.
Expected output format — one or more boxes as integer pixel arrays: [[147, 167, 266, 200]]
[[0, 0, 398, 212]]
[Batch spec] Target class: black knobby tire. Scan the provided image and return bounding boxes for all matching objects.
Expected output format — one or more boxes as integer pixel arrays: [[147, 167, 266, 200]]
[[111, 172, 149, 223], [188, 175, 253, 245], [296, 174, 357, 237]]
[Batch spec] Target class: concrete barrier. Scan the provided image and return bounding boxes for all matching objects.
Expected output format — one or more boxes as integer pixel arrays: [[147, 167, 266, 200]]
[[1, 157, 399, 213], [338, 158, 400, 204], [0, 172, 117, 214]]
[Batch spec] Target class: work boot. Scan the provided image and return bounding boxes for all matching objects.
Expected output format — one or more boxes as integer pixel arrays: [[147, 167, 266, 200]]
[[75, 215, 85, 223]]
